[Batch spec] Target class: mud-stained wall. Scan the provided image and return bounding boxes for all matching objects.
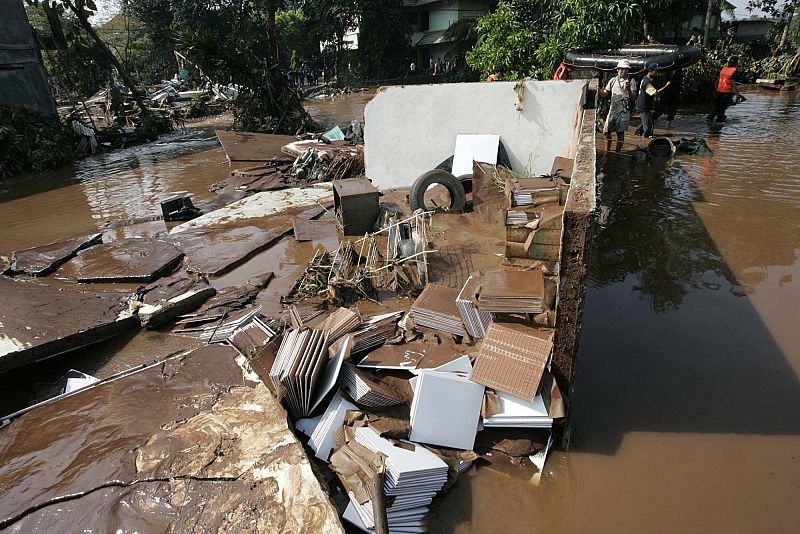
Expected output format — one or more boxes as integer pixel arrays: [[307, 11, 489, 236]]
[[553, 81, 598, 409], [364, 80, 588, 190], [0, 0, 56, 115]]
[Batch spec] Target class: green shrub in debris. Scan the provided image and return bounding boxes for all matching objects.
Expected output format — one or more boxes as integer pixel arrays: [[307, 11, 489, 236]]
[[185, 96, 210, 119], [750, 52, 800, 78], [0, 106, 86, 178], [136, 112, 174, 139]]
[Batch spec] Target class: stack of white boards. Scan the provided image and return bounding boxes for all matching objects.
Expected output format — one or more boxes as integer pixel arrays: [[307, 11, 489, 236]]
[[173, 306, 263, 342], [483, 391, 552, 429], [268, 328, 330, 419], [409, 370, 484, 450], [321, 307, 361, 342], [352, 311, 403, 353], [344, 426, 449, 533], [456, 276, 491, 339], [510, 178, 561, 207], [477, 270, 545, 314], [295, 391, 358, 460], [338, 361, 405, 408], [506, 210, 530, 226], [410, 284, 466, 336]]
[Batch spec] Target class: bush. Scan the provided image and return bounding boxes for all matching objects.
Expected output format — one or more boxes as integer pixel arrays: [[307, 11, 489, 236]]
[[136, 112, 174, 139], [0, 107, 86, 178]]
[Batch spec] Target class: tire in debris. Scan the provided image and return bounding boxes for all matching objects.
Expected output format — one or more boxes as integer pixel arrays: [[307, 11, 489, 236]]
[[457, 173, 473, 194], [409, 169, 467, 213]]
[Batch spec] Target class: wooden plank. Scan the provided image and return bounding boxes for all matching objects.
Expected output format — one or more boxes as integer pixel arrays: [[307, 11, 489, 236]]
[[215, 130, 297, 164]]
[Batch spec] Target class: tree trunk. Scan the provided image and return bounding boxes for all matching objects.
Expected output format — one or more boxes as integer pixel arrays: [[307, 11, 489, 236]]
[[703, 0, 715, 48], [266, 5, 280, 65], [643, 20, 650, 42], [778, 9, 794, 51], [64, 0, 150, 116]]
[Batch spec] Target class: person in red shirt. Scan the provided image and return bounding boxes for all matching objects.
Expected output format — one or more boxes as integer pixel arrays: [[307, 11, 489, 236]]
[[707, 56, 740, 122], [486, 65, 503, 82]]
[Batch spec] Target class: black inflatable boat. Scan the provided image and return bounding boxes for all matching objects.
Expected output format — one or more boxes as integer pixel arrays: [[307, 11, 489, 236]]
[[564, 45, 703, 72]]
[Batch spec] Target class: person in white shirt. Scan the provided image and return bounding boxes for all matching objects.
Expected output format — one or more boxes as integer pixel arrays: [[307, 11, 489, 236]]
[[600, 59, 637, 152]]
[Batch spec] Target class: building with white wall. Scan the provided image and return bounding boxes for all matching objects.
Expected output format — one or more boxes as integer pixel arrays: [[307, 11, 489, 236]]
[[403, 0, 495, 68]]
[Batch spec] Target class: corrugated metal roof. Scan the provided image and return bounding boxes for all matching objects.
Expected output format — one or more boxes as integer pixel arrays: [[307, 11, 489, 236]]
[[415, 29, 455, 47]]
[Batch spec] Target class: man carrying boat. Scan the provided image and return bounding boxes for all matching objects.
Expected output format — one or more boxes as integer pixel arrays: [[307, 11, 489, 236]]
[[600, 59, 637, 152], [707, 56, 740, 122]]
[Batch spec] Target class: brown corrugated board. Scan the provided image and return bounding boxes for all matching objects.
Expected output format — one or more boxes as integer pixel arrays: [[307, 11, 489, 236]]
[[479, 270, 544, 299], [470, 322, 553, 401]]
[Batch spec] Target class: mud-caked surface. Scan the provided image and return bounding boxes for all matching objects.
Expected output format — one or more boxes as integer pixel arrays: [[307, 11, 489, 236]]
[[168, 225, 288, 277], [0, 344, 343, 533], [9, 233, 102, 276], [56, 238, 184, 283], [0, 276, 134, 372]]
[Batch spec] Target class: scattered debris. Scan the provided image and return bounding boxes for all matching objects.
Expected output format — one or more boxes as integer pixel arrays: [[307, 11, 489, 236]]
[[160, 195, 202, 222], [134, 275, 216, 329]]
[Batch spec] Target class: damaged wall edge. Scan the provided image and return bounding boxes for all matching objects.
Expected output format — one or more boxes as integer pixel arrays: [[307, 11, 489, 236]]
[[552, 78, 598, 447]]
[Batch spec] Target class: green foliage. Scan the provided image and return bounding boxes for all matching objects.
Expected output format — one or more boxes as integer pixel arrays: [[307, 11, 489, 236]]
[[750, 51, 800, 77], [357, 0, 411, 79], [27, 6, 113, 99], [277, 8, 319, 68], [467, 1, 544, 79], [136, 111, 174, 138], [467, 0, 644, 80], [185, 95, 210, 118], [0, 106, 86, 178], [177, 1, 313, 134]]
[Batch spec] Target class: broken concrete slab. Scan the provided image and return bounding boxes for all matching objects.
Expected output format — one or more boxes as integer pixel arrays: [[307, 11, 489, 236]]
[[135, 275, 217, 329], [170, 185, 334, 234], [0, 345, 344, 532], [293, 217, 339, 242], [0, 276, 138, 374], [57, 238, 184, 283], [215, 130, 297, 164], [8, 233, 102, 277], [168, 225, 288, 277]]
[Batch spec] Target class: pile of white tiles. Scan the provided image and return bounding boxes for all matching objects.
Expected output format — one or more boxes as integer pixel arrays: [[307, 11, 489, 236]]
[[344, 426, 449, 533], [456, 276, 491, 339], [482, 391, 553, 429], [295, 391, 358, 461]]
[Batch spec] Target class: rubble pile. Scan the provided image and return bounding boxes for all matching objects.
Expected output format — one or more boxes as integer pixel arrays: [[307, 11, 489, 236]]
[[0, 78, 598, 532]]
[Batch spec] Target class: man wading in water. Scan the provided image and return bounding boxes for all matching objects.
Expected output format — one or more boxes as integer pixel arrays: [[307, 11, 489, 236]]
[[600, 59, 637, 152], [707, 56, 740, 122]]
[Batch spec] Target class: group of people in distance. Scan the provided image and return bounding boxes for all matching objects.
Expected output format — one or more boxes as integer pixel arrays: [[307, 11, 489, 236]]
[[601, 56, 741, 153]]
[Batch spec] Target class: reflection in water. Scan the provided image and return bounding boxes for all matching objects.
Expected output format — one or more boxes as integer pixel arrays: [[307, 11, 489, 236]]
[[592, 156, 741, 312]]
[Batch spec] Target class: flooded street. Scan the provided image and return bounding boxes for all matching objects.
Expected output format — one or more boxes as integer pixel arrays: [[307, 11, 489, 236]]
[[1, 88, 799, 532]]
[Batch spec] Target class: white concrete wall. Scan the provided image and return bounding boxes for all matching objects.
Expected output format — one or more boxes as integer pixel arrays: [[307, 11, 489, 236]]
[[364, 80, 588, 190], [430, 0, 458, 30]]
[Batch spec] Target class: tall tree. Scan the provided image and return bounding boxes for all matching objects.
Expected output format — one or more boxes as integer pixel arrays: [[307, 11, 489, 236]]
[[28, 0, 150, 114], [749, 0, 798, 50]]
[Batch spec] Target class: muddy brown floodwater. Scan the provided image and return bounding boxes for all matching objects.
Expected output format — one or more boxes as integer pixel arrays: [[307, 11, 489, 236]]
[[1, 88, 799, 533]]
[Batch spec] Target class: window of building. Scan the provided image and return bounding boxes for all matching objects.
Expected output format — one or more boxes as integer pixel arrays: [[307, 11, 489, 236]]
[[420, 10, 430, 31]]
